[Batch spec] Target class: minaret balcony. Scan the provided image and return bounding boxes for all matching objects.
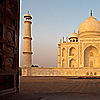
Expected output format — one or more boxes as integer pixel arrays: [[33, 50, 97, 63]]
[[23, 36, 32, 40], [23, 51, 33, 54]]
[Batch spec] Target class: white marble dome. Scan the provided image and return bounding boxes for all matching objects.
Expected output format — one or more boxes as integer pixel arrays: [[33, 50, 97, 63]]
[[70, 31, 78, 38], [78, 16, 100, 37]]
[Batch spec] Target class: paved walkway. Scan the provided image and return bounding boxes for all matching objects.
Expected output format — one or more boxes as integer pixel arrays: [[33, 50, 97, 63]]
[[0, 77, 100, 100]]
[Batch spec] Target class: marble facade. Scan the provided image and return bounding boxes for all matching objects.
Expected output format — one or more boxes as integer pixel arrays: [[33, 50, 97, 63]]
[[22, 11, 100, 77]]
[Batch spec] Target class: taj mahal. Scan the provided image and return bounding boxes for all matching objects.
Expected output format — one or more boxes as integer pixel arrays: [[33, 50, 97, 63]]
[[22, 11, 100, 77]]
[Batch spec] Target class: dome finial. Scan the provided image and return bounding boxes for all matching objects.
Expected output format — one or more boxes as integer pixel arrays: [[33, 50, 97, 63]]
[[74, 30, 75, 32], [28, 11, 29, 13], [90, 10, 92, 16]]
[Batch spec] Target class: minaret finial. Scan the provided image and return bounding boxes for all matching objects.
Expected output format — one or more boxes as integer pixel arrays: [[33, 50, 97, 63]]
[[90, 10, 92, 16]]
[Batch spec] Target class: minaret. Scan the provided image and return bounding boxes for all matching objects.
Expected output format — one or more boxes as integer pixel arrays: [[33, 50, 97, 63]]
[[23, 11, 32, 67], [58, 39, 61, 67]]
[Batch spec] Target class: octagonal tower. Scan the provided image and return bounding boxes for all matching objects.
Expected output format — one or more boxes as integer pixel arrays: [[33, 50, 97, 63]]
[[23, 11, 33, 67]]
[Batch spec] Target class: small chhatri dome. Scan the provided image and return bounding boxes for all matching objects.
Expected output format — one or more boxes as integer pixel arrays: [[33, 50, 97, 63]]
[[70, 30, 78, 38], [24, 11, 32, 19], [78, 10, 100, 37]]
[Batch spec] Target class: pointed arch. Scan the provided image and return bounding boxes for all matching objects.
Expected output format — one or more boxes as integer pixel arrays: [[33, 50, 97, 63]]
[[69, 59, 76, 67], [62, 48, 65, 57], [84, 45, 99, 67], [90, 52, 93, 57], [86, 72, 89, 75], [69, 47, 76, 56], [62, 59, 65, 67]]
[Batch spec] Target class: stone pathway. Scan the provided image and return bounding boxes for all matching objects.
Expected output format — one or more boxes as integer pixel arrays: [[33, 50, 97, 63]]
[[0, 77, 100, 100]]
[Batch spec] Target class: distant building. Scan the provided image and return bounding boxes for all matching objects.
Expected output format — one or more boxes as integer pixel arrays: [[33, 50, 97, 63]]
[[58, 10, 100, 68], [22, 11, 100, 77]]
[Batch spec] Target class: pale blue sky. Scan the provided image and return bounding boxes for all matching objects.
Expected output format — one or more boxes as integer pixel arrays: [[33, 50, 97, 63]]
[[20, 0, 100, 67]]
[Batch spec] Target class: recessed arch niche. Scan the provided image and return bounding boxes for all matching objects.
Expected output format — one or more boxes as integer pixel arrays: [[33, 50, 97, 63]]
[[69, 59, 75, 67], [69, 47, 76, 56], [84, 46, 99, 67]]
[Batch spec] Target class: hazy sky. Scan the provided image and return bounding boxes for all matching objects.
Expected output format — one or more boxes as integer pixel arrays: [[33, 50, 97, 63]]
[[20, 0, 100, 67]]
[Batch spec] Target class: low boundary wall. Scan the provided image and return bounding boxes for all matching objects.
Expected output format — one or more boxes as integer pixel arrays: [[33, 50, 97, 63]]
[[22, 67, 100, 77]]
